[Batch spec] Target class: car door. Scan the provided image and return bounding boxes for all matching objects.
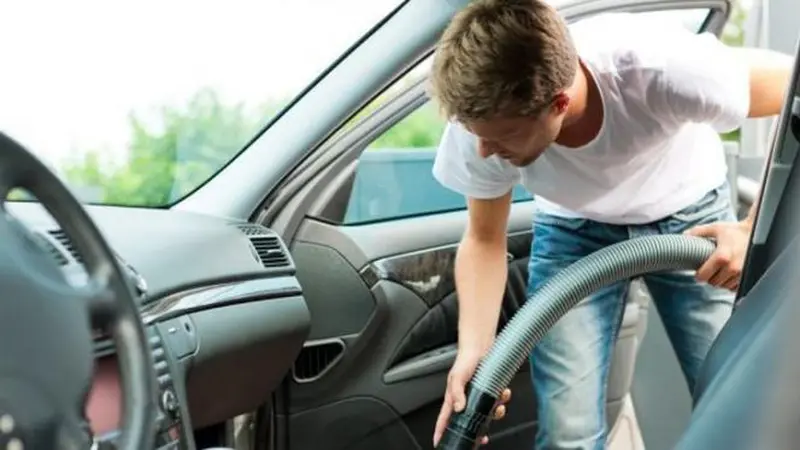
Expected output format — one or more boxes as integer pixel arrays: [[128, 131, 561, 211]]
[[673, 28, 800, 449], [260, 2, 734, 449]]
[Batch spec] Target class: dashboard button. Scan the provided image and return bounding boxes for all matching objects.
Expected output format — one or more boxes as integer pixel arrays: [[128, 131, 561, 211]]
[[156, 318, 197, 359], [161, 390, 179, 416]]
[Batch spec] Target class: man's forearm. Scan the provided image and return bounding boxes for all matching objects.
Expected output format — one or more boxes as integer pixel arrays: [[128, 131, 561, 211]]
[[735, 47, 794, 118], [454, 234, 508, 355]]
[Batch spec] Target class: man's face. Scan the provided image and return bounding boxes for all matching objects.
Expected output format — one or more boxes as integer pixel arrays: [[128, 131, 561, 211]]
[[464, 105, 566, 167]]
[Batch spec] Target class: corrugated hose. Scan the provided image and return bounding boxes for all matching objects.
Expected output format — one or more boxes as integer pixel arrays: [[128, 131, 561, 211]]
[[436, 234, 716, 449]]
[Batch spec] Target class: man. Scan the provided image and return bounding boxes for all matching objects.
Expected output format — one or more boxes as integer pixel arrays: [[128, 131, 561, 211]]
[[428, 1, 794, 449]]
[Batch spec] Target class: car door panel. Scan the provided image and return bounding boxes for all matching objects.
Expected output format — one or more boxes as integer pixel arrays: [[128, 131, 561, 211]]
[[289, 240, 379, 341], [281, 202, 646, 449]]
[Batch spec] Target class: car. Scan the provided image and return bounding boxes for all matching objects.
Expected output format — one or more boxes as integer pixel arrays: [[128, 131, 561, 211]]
[[0, 0, 798, 449]]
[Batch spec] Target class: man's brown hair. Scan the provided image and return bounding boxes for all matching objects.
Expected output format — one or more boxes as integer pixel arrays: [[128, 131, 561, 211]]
[[430, 0, 578, 121]]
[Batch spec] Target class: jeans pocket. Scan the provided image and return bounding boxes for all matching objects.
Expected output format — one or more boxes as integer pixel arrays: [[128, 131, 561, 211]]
[[670, 183, 733, 226]]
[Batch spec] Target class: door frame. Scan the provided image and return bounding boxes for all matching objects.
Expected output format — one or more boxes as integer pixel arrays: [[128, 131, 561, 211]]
[[738, 38, 800, 297]]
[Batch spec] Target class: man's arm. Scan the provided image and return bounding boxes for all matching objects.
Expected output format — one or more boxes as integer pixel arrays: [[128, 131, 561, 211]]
[[687, 47, 794, 288], [430, 123, 518, 447], [430, 122, 519, 349], [737, 47, 794, 119], [433, 191, 513, 446], [455, 192, 513, 355], [735, 47, 794, 222]]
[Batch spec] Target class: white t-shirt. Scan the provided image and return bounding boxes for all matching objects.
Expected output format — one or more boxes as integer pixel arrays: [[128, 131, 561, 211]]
[[432, 13, 750, 225]]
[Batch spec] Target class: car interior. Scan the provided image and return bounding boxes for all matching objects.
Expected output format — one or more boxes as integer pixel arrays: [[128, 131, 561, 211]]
[[1, 0, 799, 449]]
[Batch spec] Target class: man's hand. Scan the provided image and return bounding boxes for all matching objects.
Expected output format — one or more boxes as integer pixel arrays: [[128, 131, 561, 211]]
[[685, 220, 753, 291], [432, 350, 512, 447]]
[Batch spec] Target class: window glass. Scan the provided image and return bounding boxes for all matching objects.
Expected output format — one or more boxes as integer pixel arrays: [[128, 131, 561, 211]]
[[633, 8, 711, 33], [0, 0, 404, 207], [342, 101, 533, 225], [341, 8, 713, 225]]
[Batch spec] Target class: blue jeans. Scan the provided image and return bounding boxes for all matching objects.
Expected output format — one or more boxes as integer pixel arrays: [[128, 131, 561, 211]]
[[527, 181, 736, 450]]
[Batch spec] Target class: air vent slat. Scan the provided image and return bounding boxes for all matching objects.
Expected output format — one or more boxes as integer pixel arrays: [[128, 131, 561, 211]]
[[47, 229, 83, 263], [93, 337, 115, 357]]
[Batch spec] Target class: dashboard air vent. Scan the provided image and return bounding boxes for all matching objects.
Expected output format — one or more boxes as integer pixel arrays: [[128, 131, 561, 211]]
[[33, 233, 69, 266], [250, 236, 289, 268], [234, 223, 292, 270], [292, 339, 346, 383], [93, 336, 115, 358], [48, 229, 83, 263]]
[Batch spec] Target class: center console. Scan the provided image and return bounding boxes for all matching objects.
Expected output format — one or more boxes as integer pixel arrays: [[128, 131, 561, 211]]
[[150, 325, 189, 449], [88, 323, 196, 450]]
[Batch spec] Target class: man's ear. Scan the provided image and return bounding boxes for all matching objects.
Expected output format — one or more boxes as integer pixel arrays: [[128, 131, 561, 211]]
[[551, 93, 570, 114]]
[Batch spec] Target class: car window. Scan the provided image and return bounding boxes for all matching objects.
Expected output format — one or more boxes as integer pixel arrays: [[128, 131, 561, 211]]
[[342, 101, 536, 225], [341, 7, 716, 225], [0, 0, 405, 208]]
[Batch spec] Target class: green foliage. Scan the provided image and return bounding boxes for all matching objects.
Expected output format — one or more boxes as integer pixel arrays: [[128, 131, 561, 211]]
[[721, 0, 748, 48], [369, 102, 445, 149], [63, 89, 282, 206], [715, 1, 748, 144]]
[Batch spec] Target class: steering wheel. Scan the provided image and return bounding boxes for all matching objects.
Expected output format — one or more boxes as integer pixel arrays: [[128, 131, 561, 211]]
[[0, 132, 156, 449]]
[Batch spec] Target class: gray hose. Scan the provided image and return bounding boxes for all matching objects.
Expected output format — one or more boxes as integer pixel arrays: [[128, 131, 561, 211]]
[[437, 234, 716, 449], [472, 234, 715, 397]]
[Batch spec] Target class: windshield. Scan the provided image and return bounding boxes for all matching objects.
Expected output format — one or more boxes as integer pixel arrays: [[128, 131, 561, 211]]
[[0, 0, 404, 207]]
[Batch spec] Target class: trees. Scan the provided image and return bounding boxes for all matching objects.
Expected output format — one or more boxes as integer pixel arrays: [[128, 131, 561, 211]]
[[63, 89, 279, 205]]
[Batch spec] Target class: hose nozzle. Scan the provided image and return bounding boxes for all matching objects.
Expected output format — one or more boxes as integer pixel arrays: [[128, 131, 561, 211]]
[[435, 383, 499, 450]]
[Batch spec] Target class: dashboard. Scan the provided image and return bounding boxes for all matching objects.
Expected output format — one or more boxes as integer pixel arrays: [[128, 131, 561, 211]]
[[6, 202, 312, 449]]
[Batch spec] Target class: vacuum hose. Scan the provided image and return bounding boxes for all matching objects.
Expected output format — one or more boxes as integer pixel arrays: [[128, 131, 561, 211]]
[[435, 234, 716, 449]]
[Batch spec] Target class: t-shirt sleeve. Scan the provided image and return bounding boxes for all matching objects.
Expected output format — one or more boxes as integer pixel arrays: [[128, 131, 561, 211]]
[[646, 30, 750, 133], [432, 121, 519, 199]]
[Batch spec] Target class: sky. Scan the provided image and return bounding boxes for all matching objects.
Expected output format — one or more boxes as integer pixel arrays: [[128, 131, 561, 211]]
[[0, 0, 403, 168]]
